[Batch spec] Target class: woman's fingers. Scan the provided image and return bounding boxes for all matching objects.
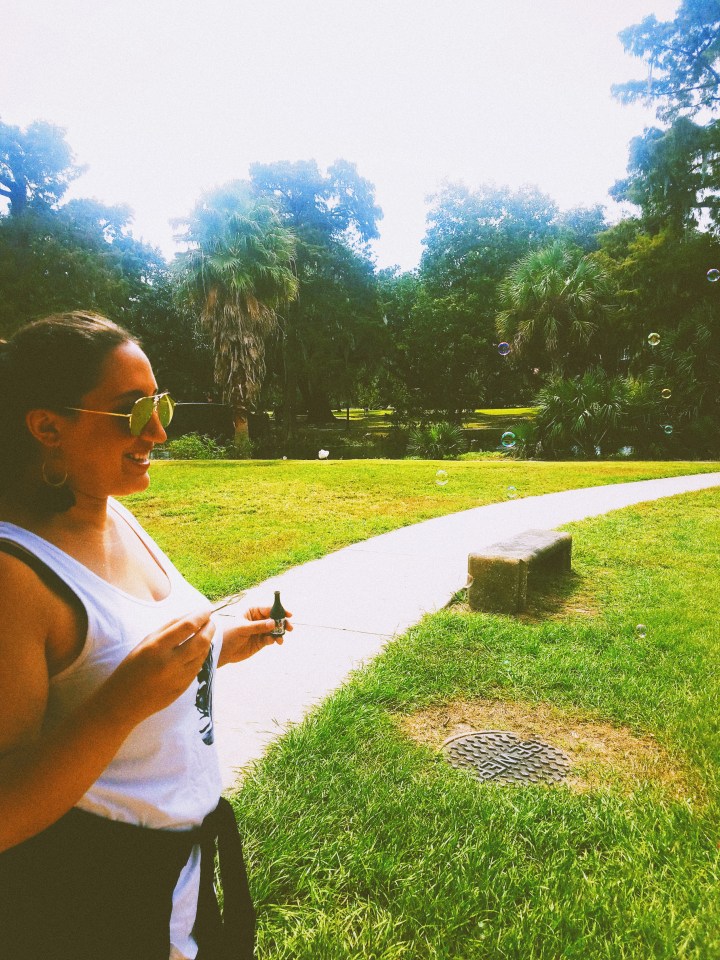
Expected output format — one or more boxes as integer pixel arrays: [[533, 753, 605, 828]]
[[143, 608, 214, 649], [109, 610, 217, 726], [243, 606, 294, 632], [178, 620, 216, 667]]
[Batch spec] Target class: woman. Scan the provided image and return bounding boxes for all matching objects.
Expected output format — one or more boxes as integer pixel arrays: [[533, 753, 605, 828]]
[[0, 312, 291, 960]]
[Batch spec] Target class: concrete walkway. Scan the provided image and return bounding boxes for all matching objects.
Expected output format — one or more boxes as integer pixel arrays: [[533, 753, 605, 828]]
[[213, 471, 720, 790]]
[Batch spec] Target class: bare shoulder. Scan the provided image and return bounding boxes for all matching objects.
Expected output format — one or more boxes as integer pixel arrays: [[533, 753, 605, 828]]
[[0, 552, 55, 755], [0, 548, 54, 613]]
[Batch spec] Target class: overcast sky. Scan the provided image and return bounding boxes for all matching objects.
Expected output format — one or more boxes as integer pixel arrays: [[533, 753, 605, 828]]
[[3, 0, 679, 270]]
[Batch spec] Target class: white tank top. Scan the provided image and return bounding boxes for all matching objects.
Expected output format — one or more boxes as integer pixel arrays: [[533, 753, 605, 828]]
[[0, 497, 224, 959]]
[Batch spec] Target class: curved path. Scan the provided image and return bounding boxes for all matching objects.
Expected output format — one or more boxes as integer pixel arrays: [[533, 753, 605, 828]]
[[214, 471, 720, 789]]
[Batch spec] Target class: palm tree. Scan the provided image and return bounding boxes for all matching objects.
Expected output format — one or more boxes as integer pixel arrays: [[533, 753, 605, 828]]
[[496, 241, 614, 376], [175, 197, 298, 439]]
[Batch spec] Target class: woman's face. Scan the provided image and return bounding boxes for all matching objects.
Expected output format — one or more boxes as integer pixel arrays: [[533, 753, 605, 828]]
[[58, 341, 168, 501]]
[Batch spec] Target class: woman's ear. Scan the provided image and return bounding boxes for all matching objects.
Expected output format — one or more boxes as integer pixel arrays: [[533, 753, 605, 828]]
[[25, 409, 64, 449]]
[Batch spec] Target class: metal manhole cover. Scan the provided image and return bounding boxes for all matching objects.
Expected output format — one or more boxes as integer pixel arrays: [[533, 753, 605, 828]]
[[441, 730, 571, 785]]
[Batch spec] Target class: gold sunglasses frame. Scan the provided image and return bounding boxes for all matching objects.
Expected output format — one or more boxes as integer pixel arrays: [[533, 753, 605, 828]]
[[64, 392, 176, 437]]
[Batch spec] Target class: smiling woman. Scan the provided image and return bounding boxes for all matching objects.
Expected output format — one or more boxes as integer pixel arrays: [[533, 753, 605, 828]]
[[0, 313, 290, 960], [0, 313, 138, 512]]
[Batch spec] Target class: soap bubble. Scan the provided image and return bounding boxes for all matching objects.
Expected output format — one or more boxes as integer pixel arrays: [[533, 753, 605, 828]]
[[661, 388, 672, 399], [636, 624, 647, 639], [435, 469, 448, 486], [647, 332, 661, 347], [497, 341, 511, 357], [663, 424, 673, 435], [318, 449, 329, 459], [707, 268, 720, 282], [506, 485, 518, 499], [501, 431, 516, 449]]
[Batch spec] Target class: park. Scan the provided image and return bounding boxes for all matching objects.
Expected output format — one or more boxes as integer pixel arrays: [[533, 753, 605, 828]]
[[1, 1, 720, 957], [123, 458, 720, 958]]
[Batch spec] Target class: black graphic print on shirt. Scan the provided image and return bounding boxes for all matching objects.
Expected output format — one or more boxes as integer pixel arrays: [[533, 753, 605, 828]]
[[195, 647, 215, 745]]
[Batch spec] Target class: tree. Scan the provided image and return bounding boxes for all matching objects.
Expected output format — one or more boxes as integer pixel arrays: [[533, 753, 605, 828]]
[[555, 205, 607, 252], [610, 118, 720, 234], [379, 280, 492, 420], [496, 241, 616, 377], [0, 203, 166, 337], [0, 122, 210, 402], [283, 238, 384, 420], [597, 220, 720, 370], [612, 2, 720, 122], [125, 278, 216, 403], [420, 182, 559, 299], [612, 3, 720, 235], [645, 302, 720, 457], [174, 195, 298, 437], [249, 159, 382, 249], [594, 220, 720, 458], [399, 183, 565, 411], [0, 120, 84, 216], [248, 160, 384, 432]]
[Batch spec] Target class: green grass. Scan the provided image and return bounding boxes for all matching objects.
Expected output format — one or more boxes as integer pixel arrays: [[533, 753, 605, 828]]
[[475, 408, 538, 416], [229, 487, 720, 960], [259, 407, 537, 455], [123, 459, 719, 599]]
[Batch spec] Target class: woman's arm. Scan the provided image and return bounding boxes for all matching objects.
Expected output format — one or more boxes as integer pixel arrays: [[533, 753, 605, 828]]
[[0, 555, 215, 853]]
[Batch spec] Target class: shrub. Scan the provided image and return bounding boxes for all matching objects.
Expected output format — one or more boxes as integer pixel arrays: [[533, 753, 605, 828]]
[[163, 433, 227, 460], [496, 419, 535, 458], [224, 435, 254, 460], [531, 369, 670, 459], [407, 422, 467, 459]]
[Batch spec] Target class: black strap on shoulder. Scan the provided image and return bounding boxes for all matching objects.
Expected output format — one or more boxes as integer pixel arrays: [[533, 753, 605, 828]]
[[0, 538, 79, 607]]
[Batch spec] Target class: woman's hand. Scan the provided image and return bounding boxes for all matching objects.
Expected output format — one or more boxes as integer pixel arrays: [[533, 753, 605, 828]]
[[103, 610, 216, 727], [218, 606, 294, 667]]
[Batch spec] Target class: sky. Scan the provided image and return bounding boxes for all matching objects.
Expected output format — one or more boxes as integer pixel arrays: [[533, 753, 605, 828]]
[[3, 0, 680, 271]]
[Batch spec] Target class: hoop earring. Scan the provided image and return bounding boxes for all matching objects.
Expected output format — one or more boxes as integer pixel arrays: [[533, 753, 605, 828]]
[[42, 461, 68, 489]]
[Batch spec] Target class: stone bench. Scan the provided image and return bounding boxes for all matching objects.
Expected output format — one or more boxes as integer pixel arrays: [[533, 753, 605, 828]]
[[468, 529, 572, 614]]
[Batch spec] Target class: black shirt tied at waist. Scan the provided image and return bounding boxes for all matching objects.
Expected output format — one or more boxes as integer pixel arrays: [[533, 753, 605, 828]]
[[0, 796, 255, 960]]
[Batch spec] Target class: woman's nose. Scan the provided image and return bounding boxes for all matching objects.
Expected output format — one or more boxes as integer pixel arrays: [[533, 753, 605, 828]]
[[144, 409, 168, 443]]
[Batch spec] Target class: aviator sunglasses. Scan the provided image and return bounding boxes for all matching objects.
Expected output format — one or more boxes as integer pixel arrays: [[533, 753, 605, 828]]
[[65, 392, 176, 437]]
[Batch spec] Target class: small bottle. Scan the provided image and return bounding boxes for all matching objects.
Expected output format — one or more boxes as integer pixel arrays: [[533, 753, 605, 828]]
[[270, 590, 286, 637]]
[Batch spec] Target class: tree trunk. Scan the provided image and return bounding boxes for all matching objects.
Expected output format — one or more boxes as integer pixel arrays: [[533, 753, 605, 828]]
[[8, 181, 28, 217], [233, 413, 249, 441], [280, 331, 298, 443], [302, 384, 338, 424]]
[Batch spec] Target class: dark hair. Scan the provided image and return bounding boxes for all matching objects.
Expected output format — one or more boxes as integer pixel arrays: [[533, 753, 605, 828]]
[[0, 312, 140, 512]]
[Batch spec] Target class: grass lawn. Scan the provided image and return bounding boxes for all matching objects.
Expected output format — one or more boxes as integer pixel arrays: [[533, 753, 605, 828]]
[[227, 486, 720, 960], [123, 459, 720, 599], [122, 459, 720, 956]]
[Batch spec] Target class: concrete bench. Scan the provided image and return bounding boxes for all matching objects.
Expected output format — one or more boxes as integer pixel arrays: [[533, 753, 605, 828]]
[[468, 529, 572, 614]]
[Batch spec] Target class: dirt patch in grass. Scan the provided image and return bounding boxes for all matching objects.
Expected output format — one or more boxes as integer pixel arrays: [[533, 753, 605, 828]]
[[396, 699, 703, 802]]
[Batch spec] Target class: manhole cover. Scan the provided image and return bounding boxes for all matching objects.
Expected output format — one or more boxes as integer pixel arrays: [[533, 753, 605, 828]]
[[441, 730, 571, 785]]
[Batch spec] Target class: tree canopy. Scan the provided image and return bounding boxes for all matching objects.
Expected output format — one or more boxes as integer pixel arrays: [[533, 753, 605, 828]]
[[174, 192, 298, 432], [246, 160, 385, 428], [0, 120, 84, 217], [612, 1, 720, 121], [497, 241, 616, 377], [2, 76, 719, 458]]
